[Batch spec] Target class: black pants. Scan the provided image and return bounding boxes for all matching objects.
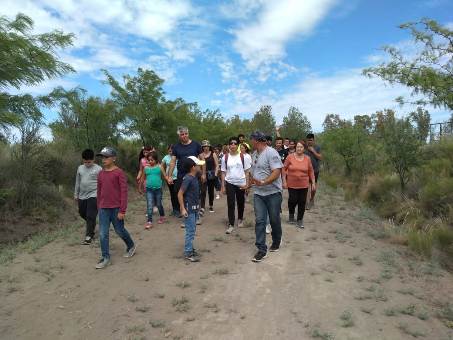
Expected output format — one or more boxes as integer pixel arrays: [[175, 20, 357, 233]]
[[226, 182, 245, 226], [288, 188, 308, 222], [167, 182, 179, 213], [173, 177, 183, 212], [78, 197, 98, 238], [200, 178, 216, 209]]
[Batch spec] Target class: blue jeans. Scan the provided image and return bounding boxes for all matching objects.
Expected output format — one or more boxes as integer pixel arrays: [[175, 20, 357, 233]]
[[254, 192, 282, 253], [184, 211, 198, 255], [146, 187, 165, 222], [99, 208, 134, 260]]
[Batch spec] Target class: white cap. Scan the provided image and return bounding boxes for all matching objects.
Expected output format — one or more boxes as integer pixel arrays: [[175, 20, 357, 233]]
[[187, 156, 205, 165]]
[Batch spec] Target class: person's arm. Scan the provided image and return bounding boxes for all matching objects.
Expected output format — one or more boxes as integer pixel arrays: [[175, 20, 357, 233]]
[[138, 169, 146, 194], [220, 157, 226, 194], [282, 159, 289, 189], [213, 153, 219, 175], [168, 155, 177, 184], [275, 126, 281, 137], [254, 168, 281, 186], [177, 184, 188, 217], [199, 152, 206, 183], [118, 170, 128, 219], [160, 165, 168, 182], [74, 167, 80, 200], [161, 156, 168, 174], [308, 146, 322, 160], [97, 172, 102, 210], [308, 158, 316, 192]]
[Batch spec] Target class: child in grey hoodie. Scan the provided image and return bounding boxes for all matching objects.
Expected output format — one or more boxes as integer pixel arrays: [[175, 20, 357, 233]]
[[74, 149, 102, 244]]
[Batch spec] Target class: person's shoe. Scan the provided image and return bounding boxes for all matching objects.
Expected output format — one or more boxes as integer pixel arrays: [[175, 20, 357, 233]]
[[265, 224, 271, 234], [124, 244, 137, 258], [209, 206, 214, 213], [296, 220, 304, 229], [81, 236, 92, 245], [215, 194, 220, 200], [158, 217, 166, 224], [199, 208, 205, 217], [144, 222, 153, 229], [287, 215, 295, 224], [180, 222, 185, 228], [196, 218, 202, 225], [226, 225, 234, 234], [192, 249, 200, 257], [269, 242, 281, 252], [185, 252, 200, 262], [95, 258, 110, 269], [252, 251, 267, 262], [237, 219, 244, 228]]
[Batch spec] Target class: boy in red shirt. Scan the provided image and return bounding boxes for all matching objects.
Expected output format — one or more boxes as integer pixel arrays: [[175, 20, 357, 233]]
[[96, 147, 136, 269]]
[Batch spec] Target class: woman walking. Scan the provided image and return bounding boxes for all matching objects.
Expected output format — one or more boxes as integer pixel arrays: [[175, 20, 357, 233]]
[[282, 141, 316, 229], [162, 145, 179, 216], [200, 140, 219, 214]]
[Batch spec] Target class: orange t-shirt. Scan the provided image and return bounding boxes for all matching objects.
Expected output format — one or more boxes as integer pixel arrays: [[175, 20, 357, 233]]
[[283, 154, 315, 189]]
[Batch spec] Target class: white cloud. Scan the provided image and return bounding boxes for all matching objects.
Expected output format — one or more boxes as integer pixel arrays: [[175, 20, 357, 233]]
[[219, 68, 447, 131], [232, 0, 338, 70]]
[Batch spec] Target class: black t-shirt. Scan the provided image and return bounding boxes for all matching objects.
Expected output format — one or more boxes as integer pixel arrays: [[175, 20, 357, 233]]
[[172, 141, 202, 178], [276, 148, 288, 163], [304, 145, 321, 173]]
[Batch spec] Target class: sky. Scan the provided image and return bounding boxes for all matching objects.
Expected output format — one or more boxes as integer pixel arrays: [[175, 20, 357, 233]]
[[3, 0, 453, 132]]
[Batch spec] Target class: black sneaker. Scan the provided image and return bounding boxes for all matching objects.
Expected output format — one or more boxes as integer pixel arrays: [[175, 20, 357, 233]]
[[185, 252, 200, 262], [252, 251, 267, 262], [209, 206, 214, 213], [269, 243, 280, 252]]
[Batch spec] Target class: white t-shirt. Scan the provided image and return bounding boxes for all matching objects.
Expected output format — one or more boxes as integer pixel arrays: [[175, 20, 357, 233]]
[[221, 153, 252, 186]]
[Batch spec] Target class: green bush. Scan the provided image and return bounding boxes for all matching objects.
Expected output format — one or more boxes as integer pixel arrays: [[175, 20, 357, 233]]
[[360, 174, 400, 206], [419, 178, 453, 217], [407, 229, 433, 258]]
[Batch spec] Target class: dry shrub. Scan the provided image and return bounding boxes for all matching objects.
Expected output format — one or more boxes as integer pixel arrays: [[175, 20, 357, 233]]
[[419, 178, 453, 218], [407, 229, 433, 258], [360, 174, 400, 218]]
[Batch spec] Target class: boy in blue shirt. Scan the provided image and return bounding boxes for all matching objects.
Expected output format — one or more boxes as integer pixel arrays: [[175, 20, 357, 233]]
[[178, 156, 205, 262]]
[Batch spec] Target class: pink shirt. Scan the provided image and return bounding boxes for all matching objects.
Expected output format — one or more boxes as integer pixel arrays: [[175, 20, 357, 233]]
[[97, 168, 128, 214], [283, 154, 315, 189]]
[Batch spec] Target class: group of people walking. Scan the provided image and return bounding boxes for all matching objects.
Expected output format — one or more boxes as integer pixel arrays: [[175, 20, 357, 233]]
[[73, 126, 322, 268]]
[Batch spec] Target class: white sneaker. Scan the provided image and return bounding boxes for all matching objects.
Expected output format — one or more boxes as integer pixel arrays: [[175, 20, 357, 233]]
[[196, 218, 202, 225], [215, 194, 220, 200], [226, 225, 234, 234], [266, 224, 271, 234], [95, 258, 110, 269], [238, 219, 244, 228], [124, 244, 137, 258]]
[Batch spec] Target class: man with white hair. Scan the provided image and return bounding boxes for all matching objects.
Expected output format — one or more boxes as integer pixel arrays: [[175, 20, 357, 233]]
[[168, 127, 203, 222]]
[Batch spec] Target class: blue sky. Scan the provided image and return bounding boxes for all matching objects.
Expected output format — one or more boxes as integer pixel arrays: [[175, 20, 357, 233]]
[[4, 0, 453, 131]]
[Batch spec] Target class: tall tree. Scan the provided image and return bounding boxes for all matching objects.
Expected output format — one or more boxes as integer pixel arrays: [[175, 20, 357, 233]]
[[252, 105, 275, 135], [0, 13, 74, 138], [363, 19, 453, 110], [279, 106, 312, 140], [409, 107, 430, 142], [103, 68, 170, 148]]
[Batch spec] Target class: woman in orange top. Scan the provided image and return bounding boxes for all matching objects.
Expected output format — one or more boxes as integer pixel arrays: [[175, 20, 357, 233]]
[[282, 141, 316, 228]]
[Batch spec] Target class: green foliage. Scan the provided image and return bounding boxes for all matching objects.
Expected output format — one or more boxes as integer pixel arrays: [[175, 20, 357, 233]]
[[363, 19, 453, 110], [279, 106, 311, 140], [251, 105, 275, 135]]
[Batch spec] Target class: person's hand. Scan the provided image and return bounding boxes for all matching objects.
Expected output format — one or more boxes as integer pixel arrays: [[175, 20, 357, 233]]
[[221, 186, 226, 195], [167, 178, 173, 185], [74, 197, 78, 203], [308, 146, 315, 153], [117, 212, 125, 220], [253, 178, 264, 186], [282, 182, 288, 189], [180, 208, 188, 218], [201, 174, 206, 183], [275, 126, 280, 132], [311, 183, 316, 192]]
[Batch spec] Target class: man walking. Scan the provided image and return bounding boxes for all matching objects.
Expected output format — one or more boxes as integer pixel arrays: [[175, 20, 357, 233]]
[[305, 133, 322, 209], [249, 131, 284, 262]]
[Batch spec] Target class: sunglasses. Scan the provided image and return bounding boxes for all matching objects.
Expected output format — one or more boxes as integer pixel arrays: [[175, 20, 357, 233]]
[[229, 141, 238, 145]]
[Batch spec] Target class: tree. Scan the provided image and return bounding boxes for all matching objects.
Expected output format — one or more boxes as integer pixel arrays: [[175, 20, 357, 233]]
[[49, 87, 122, 152], [0, 13, 74, 138], [103, 68, 170, 148], [363, 19, 453, 111], [251, 105, 275, 135], [322, 113, 351, 131], [409, 107, 430, 142], [279, 106, 312, 140]]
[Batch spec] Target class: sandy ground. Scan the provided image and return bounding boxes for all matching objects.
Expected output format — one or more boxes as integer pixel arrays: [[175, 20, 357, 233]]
[[1, 186, 453, 340]]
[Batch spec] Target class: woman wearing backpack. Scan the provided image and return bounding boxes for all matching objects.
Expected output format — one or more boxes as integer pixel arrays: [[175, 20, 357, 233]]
[[199, 140, 219, 215], [221, 136, 252, 234]]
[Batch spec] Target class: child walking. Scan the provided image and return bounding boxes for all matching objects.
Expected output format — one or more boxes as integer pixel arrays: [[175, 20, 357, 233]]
[[140, 151, 167, 229], [96, 147, 136, 269], [74, 149, 102, 245], [178, 156, 205, 262]]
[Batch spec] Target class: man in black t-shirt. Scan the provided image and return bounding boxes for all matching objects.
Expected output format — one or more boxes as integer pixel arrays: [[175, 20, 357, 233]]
[[168, 126, 203, 215], [275, 137, 288, 163], [304, 133, 322, 209]]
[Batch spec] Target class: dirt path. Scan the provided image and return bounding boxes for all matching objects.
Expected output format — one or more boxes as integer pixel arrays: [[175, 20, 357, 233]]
[[1, 186, 453, 340]]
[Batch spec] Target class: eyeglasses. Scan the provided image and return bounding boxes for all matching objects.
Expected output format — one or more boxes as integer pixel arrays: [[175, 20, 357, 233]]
[[229, 142, 238, 145]]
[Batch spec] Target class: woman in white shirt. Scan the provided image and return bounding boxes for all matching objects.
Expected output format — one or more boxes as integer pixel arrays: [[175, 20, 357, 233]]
[[221, 137, 252, 234]]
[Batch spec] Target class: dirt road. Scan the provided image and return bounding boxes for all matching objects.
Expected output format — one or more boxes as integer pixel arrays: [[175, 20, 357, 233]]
[[1, 187, 452, 340]]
